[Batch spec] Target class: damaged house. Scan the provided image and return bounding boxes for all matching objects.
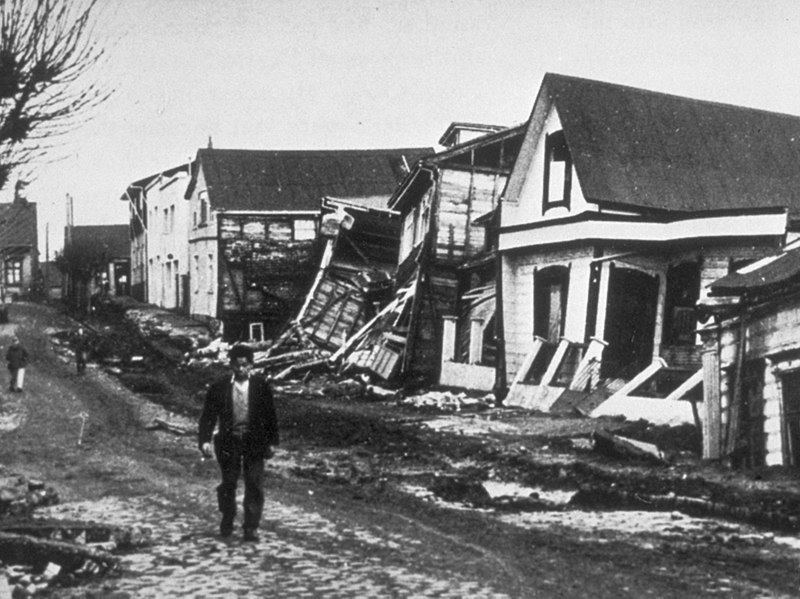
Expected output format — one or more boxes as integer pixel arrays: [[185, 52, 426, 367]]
[[336, 123, 525, 386], [287, 195, 402, 352], [497, 73, 800, 424], [184, 146, 430, 342], [698, 242, 800, 466]]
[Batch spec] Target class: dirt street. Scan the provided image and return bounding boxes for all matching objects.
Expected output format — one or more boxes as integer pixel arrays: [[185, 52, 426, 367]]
[[1, 301, 800, 598]]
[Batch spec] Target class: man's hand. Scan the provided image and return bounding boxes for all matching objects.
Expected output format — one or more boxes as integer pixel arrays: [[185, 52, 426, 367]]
[[201, 442, 213, 459]]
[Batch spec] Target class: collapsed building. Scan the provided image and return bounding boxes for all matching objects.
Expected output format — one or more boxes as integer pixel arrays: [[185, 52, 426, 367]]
[[183, 146, 431, 342]]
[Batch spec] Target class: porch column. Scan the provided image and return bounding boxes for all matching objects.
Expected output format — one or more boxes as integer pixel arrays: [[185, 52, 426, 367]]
[[469, 317, 484, 364], [701, 342, 722, 460], [563, 259, 592, 341], [593, 261, 611, 342], [441, 315, 457, 363], [653, 271, 667, 359]]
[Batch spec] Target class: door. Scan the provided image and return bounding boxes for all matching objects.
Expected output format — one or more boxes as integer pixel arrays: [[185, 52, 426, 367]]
[[781, 370, 800, 466], [601, 265, 659, 378]]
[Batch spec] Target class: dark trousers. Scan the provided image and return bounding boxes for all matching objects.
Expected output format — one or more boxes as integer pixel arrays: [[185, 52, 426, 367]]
[[214, 435, 265, 530]]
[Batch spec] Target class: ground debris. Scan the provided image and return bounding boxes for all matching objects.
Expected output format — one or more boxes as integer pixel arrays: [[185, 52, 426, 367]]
[[146, 418, 195, 436], [399, 390, 496, 412], [592, 429, 668, 464]]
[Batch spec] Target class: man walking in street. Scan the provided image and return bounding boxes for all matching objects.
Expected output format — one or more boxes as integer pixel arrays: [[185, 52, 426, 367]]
[[6, 337, 28, 392], [198, 344, 279, 542]]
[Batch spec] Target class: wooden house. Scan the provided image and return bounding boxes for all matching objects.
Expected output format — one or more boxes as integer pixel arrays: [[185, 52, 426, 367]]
[[0, 197, 38, 301], [64, 224, 131, 303], [698, 242, 800, 466], [338, 123, 525, 386], [498, 73, 800, 420], [184, 147, 431, 342]]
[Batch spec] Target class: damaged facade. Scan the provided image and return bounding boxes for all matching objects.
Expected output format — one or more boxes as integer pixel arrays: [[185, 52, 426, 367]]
[[336, 123, 525, 386], [698, 243, 800, 466], [497, 73, 800, 423], [286, 195, 401, 354], [184, 147, 430, 342]]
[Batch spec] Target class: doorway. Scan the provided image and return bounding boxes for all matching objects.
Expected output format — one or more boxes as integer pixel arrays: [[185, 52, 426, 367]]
[[601, 265, 658, 378]]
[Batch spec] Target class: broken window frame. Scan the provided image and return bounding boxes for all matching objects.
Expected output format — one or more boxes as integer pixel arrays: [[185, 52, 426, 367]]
[[542, 129, 572, 213]]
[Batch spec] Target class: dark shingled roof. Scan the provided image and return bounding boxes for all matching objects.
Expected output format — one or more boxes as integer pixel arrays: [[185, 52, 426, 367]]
[[0, 201, 37, 254], [708, 249, 800, 296], [187, 147, 433, 212], [543, 73, 800, 216], [69, 225, 130, 260]]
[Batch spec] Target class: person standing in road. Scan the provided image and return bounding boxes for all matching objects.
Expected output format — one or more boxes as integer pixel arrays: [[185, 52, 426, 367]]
[[198, 344, 279, 542], [74, 327, 88, 374], [6, 337, 28, 392]]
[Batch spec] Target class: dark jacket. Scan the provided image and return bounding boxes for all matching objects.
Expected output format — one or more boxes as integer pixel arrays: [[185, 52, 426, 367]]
[[198, 374, 279, 458], [6, 344, 28, 369]]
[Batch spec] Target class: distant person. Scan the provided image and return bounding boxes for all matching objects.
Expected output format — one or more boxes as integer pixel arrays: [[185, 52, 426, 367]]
[[198, 344, 279, 542], [0, 304, 8, 324], [6, 337, 28, 392], [74, 327, 88, 374]]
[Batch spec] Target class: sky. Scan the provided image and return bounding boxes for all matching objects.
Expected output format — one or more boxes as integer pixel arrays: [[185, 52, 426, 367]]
[[14, 0, 800, 257]]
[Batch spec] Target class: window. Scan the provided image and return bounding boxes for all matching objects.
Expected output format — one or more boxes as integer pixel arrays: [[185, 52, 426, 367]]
[[663, 262, 700, 345], [208, 253, 214, 292], [193, 255, 199, 293], [293, 218, 316, 241], [4, 260, 21, 285], [249, 322, 264, 342], [199, 198, 208, 225], [533, 265, 570, 343], [543, 130, 572, 212]]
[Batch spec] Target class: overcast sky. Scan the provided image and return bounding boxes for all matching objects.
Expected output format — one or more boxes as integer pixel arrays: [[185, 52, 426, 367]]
[[19, 0, 800, 255]]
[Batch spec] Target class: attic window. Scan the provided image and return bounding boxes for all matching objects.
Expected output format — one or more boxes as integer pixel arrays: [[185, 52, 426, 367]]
[[543, 129, 572, 212]]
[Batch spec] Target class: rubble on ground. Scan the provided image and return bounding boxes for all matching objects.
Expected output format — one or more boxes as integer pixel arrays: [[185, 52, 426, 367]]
[[399, 390, 496, 412], [0, 468, 147, 595]]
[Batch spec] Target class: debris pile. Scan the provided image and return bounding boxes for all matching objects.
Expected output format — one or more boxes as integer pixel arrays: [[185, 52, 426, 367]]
[[399, 390, 496, 412], [0, 469, 147, 595]]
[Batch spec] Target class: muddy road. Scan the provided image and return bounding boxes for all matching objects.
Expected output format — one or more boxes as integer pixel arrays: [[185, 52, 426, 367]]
[[1, 301, 800, 598]]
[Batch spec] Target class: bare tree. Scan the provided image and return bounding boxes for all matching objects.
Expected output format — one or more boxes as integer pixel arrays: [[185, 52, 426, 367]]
[[0, 0, 109, 190]]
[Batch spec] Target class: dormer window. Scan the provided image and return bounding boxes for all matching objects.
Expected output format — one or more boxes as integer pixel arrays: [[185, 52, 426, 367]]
[[543, 129, 572, 212]]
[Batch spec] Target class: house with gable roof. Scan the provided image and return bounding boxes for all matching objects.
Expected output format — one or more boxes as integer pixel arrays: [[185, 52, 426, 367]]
[[63, 224, 130, 304], [497, 73, 800, 418], [335, 123, 525, 385], [184, 146, 431, 342], [0, 196, 38, 301]]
